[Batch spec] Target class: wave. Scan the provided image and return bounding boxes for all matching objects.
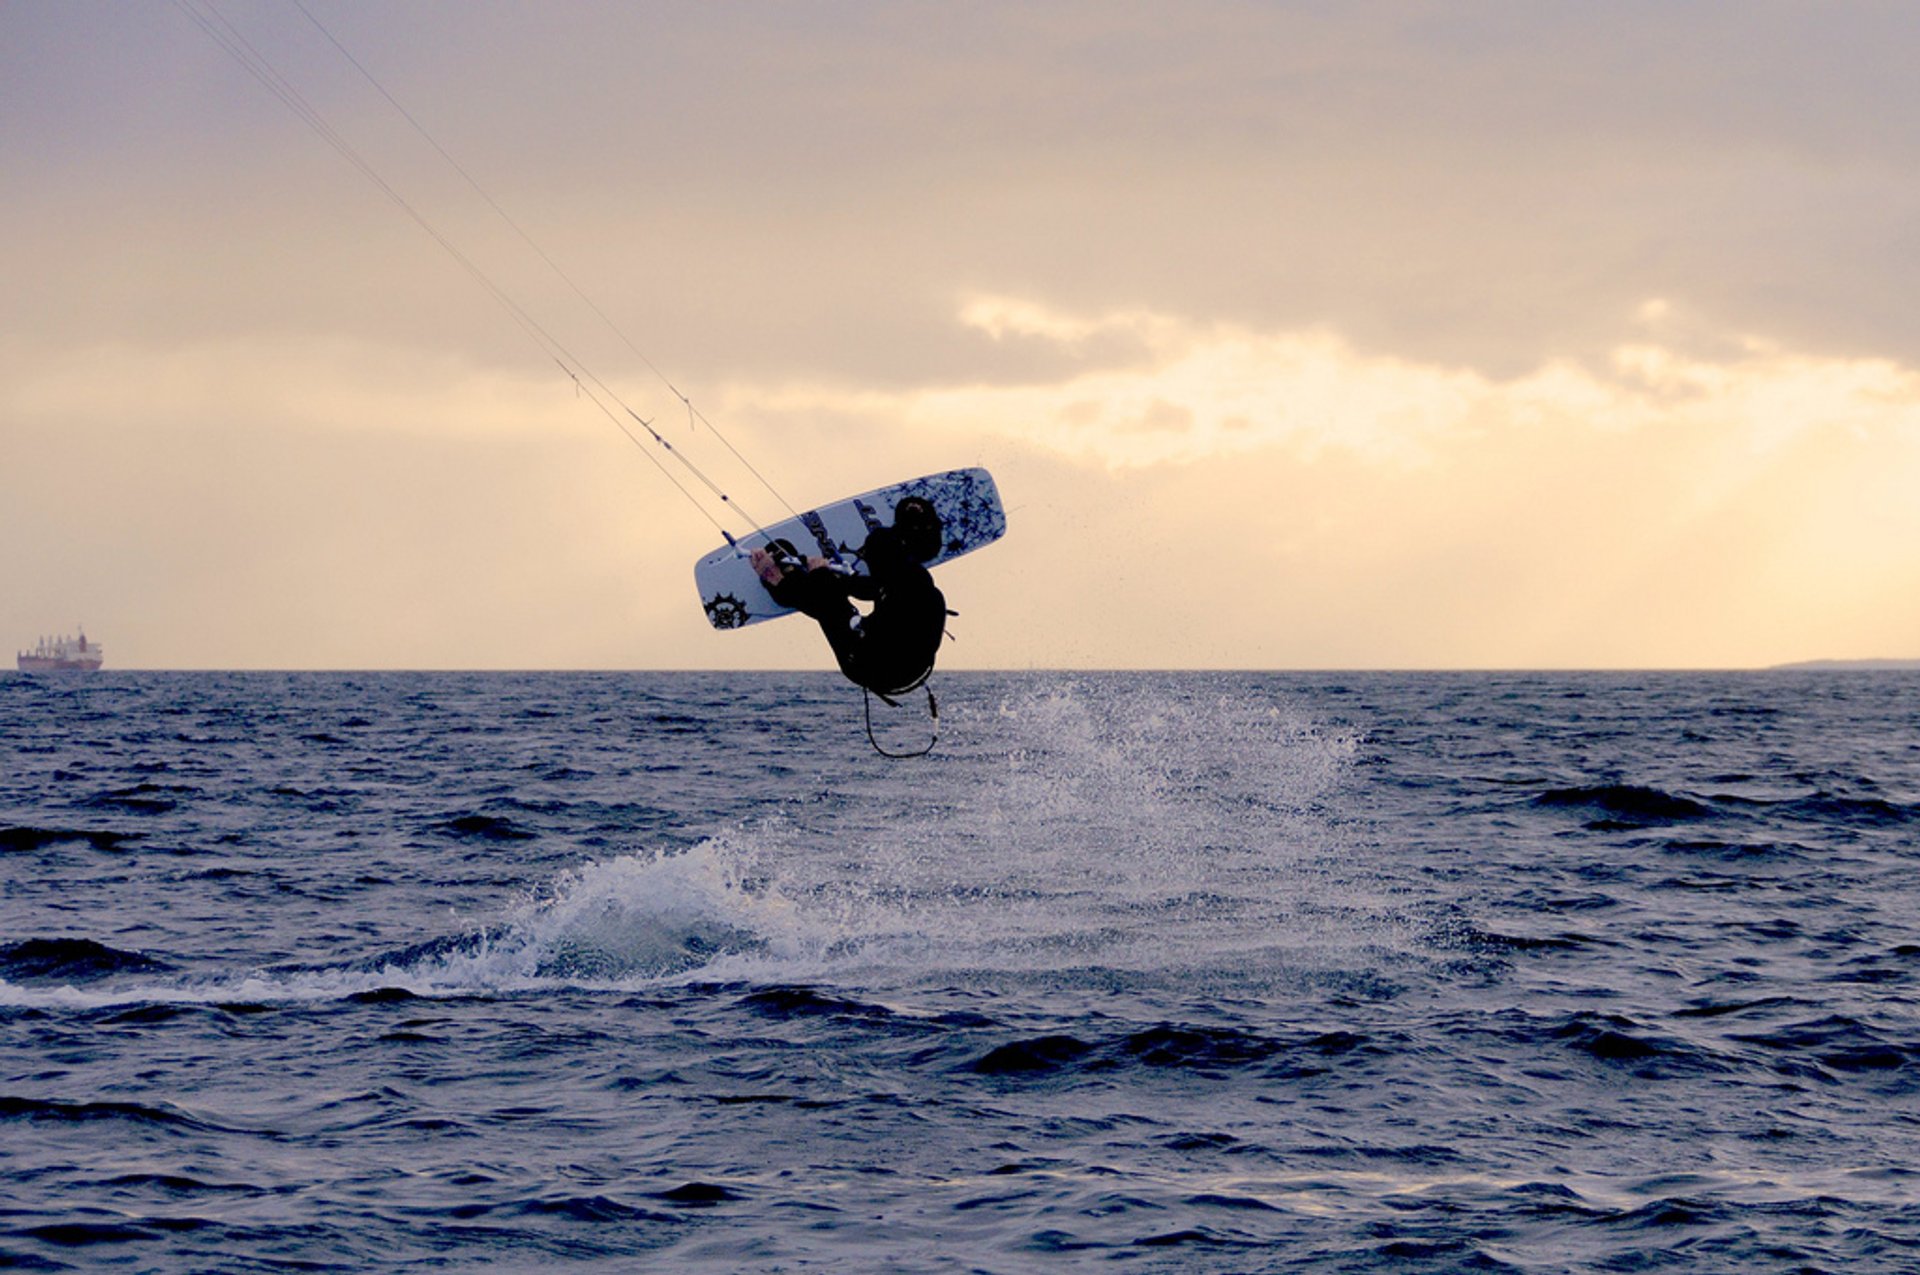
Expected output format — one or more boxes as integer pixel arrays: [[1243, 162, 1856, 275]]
[[433, 812, 538, 842], [737, 985, 902, 1022], [0, 938, 173, 983], [966, 1022, 1372, 1080], [1769, 793, 1920, 828], [1546, 1011, 1737, 1078], [0, 825, 142, 853], [98, 1172, 259, 1195], [0, 1094, 226, 1134], [1659, 838, 1809, 863], [508, 1194, 679, 1223], [650, 1182, 741, 1206], [1729, 1014, 1920, 1085], [14, 1219, 178, 1247], [1534, 784, 1715, 826], [1444, 923, 1599, 953], [78, 782, 196, 815], [1540, 783, 1920, 833], [0, 842, 818, 1011]]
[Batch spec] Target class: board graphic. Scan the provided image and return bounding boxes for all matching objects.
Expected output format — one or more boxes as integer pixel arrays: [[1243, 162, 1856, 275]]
[[694, 467, 1005, 630]]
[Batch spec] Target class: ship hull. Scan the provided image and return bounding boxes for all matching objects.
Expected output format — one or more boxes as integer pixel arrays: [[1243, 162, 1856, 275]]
[[16, 655, 104, 672]]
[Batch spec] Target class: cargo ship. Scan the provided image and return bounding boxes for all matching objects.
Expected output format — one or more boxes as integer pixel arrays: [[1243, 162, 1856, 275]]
[[16, 629, 105, 672]]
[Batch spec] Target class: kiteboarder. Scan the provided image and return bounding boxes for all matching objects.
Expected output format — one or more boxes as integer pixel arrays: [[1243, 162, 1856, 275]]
[[750, 496, 949, 698]]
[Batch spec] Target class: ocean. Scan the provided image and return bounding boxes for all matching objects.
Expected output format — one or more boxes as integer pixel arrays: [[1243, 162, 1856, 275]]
[[2, 670, 1917, 1272]]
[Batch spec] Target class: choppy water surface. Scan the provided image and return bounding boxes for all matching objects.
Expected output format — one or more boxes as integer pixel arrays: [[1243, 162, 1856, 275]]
[[2, 670, 1917, 1272]]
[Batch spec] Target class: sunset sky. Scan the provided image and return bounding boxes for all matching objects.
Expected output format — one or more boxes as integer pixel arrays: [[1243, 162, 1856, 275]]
[[7, 1, 1920, 669]]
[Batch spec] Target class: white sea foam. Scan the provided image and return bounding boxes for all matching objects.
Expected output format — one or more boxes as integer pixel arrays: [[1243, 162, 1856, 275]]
[[696, 676, 1399, 982], [0, 840, 830, 1008]]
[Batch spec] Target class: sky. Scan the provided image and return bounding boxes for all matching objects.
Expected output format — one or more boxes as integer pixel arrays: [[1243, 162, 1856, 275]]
[[6, 0, 1920, 670]]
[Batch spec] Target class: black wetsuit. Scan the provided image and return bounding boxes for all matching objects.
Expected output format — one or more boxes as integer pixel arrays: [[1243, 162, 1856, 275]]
[[771, 526, 947, 695]]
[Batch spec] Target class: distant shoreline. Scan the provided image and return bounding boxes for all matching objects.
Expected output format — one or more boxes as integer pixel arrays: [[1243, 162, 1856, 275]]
[[1770, 659, 1920, 671]]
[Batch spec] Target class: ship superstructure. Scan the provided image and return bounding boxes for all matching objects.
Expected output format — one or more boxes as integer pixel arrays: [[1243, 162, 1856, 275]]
[[16, 629, 105, 672]]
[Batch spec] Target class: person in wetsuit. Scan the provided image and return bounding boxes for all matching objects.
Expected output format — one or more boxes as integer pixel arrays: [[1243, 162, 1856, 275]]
[[750, 496, 948, 697]]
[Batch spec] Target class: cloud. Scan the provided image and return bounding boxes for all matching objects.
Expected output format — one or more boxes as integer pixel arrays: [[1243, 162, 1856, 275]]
[[2, 336, 635, 442], [724, 295, 1920, 472], [12, 294, 1919, 668]]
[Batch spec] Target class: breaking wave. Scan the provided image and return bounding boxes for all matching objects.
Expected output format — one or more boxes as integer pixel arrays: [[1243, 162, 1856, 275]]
[[0, 841, 816, 1011]]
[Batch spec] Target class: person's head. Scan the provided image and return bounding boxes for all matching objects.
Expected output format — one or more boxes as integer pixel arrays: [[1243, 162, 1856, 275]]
[[892, 496, 943, 563]]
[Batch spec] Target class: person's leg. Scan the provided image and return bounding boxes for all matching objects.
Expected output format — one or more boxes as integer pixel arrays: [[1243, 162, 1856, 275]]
[[750, 549, 873, 683]]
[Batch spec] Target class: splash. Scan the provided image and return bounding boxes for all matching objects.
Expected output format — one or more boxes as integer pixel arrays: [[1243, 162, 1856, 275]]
[[727, 676, 1391, 983], [0, 841, 822, 1010], [496, 842, 818, 983], [0, 677, 1393, 1011]]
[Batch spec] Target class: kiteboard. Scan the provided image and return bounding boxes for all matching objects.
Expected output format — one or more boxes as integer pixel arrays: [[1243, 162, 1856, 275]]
[[695, 466, 1006, 630]]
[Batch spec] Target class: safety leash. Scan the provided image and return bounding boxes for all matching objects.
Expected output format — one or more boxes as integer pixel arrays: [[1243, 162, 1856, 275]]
[[862, 683, 939, 758]]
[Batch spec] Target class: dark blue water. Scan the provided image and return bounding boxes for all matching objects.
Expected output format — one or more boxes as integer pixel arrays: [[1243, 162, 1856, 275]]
[[3, 670, 1917, 1272]]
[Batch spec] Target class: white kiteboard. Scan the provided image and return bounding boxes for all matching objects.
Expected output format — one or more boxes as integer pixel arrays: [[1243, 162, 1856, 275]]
[[695, 466, 1006, 630]]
